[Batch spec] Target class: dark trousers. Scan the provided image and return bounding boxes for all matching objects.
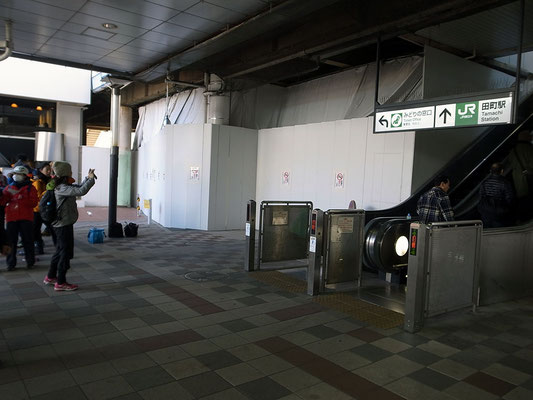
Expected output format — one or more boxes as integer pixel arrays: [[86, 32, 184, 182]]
[[47, 225, 74, 284], [0, 206, 5, 231], [6, 220, 34, 268], [33, 212, 57, 248]]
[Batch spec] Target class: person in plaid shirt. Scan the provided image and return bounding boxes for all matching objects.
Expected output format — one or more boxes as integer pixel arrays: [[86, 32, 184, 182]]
[[416, 175, 454, 224]]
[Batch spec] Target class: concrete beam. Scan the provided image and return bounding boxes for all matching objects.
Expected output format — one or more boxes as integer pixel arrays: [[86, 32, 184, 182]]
[[120, 70, 204, 107]]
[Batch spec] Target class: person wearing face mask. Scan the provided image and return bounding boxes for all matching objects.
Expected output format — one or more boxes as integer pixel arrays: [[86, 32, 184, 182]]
[[1, 166, 38, 270], [32, 162, 55, 254]]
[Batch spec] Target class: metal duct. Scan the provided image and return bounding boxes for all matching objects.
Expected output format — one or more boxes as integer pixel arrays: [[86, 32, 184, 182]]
[[34, 131, 64, 161], [0, 20, 13, 62], [207, 95, 230, 125]]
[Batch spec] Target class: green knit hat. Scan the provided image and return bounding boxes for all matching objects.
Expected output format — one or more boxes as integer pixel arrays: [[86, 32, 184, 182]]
[[53, 161, 72, 178]]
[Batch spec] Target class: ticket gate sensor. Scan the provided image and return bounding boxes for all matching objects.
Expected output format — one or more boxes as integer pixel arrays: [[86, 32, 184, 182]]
[[244, 200, 256, 272]]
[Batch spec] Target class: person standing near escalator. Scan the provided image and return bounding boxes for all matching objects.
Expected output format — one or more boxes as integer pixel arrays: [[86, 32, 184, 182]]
[[509, 130, 533, 222], [416, 176, 454, 224], [478, 162, 514, 228]]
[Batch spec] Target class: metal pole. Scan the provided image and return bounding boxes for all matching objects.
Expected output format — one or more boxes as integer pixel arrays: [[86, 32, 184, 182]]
[[374, 34, 381, 108], [245, 200, 256, 271], [307, 209, 324, 296], [514, 0, 525, 123], [108, 87, 121, 237]]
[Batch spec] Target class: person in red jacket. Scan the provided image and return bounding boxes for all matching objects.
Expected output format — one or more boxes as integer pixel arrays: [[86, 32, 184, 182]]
[[2, 166, 38, 270]]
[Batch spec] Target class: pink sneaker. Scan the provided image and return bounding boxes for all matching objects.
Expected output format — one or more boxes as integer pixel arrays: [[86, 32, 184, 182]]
[[54, 282, 79, 292], [43, 276, 57, 285]]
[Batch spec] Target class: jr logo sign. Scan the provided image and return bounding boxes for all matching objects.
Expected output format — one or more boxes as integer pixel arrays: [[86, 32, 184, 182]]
[[456, 102, 478, 126]]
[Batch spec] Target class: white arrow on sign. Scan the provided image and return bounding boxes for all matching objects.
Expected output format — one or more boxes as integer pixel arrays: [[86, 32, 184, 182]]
[[435, 104, 456, 128]]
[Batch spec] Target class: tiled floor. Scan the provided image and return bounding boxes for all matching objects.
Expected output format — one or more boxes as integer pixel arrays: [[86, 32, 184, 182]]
[[1, 215, 532, 399]]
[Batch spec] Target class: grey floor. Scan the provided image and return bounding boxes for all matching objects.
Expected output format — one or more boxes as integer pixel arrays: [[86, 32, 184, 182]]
[[0, 221, 532, 399]]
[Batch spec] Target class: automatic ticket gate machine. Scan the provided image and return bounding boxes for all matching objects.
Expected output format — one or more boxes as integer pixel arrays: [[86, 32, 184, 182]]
[[308, 208, 365, 295], [404, 220, 482, 332], [245, 200, 313, 271]]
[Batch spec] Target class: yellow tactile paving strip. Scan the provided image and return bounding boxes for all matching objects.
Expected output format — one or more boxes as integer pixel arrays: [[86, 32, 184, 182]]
[[250, 270, 307, 293], [312, 292, 404, 329], [250, 270, 404, 329]]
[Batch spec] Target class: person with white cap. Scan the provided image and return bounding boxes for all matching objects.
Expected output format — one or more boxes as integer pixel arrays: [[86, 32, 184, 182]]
[[43, 162, 95, 291], [1, 166, 38, 270]]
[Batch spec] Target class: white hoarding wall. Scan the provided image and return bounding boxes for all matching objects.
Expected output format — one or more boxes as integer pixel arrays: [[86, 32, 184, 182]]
[[137, 124, 209, 229], [256, 117, 414, 212], [136, 124, 257, 230], [208, 125, 258, 230]]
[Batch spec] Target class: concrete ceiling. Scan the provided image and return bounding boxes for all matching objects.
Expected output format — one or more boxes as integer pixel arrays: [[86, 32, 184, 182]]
[[0, 0, 528, 89]]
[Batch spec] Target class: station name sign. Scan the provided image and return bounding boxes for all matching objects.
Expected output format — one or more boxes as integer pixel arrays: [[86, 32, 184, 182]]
[[374, 92, 513, 133]]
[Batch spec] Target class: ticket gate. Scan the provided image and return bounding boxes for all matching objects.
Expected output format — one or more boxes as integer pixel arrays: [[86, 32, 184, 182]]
[[244, 200, 312, 271], [404, 220, 482, 332], [308, 209, 365, 295]]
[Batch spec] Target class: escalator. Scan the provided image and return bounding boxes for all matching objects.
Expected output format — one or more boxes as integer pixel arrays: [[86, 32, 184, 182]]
[[364, 87, 533, 272]]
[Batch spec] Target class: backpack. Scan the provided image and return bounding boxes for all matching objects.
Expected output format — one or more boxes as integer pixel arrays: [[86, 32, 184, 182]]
[[39, 189, 59, 223], [124, 222, 138, 237]]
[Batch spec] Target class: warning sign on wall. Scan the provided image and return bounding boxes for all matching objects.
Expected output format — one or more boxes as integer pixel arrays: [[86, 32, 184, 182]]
[[335, 172, 345, 188]]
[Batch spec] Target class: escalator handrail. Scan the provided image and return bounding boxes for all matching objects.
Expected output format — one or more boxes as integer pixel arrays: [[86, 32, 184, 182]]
[[448, 112, 533, 197]]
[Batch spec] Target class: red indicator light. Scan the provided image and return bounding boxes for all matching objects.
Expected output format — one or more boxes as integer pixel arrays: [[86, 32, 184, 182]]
[[410, 228, 418, 256]]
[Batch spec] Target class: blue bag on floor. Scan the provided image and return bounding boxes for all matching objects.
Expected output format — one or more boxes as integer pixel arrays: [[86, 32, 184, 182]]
[[88, 228, 106, 244]]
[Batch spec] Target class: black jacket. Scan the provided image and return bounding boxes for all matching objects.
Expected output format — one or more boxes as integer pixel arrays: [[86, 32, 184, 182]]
[[478, 174, 514, 216]]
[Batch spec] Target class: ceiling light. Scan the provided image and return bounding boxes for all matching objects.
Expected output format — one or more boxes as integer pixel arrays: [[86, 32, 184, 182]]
[[102, 22, 118, 29], [36, 106, 43, 111], [10, 103, 18, 108]]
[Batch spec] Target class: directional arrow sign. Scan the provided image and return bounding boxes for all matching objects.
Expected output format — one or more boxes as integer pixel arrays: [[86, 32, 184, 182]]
[[435, 104, 456, 128], [440, 108, 451, 123], [374, 106, 434, 132], [374, 93, 513, 133]]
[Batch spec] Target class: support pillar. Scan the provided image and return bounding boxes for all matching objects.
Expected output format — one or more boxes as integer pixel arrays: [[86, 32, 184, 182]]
[[56, 103, 82, 181], [118, 106, 132, 206], [108, 87, 122, 237]]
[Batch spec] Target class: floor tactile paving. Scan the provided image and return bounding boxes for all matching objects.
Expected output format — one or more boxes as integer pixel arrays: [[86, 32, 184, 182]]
[[249, 270, 307, 293], [249, 271, 404, 329], [312, 293, 404, 329]]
